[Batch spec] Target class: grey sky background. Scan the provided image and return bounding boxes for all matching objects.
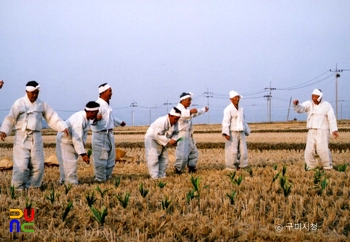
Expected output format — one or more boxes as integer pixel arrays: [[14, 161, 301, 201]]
[[1, 1, 350, 126]]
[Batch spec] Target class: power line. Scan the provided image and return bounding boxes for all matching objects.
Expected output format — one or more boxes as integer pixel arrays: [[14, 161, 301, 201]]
[[277, 70, 331, 90]]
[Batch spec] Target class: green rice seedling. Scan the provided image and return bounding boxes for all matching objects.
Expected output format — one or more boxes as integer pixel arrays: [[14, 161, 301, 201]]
[[186, 190, 199, 203], [85, 191, 97, 208], [272, 172, 280, 183], [25, 198, 33, 210], [226, 191, 237, 205], [161, 196, 172, 210], [282, 164, 287, 177], [87, 149, 92, 158], [273, 164, 278, 170], [313, 167, 324, 185], [245, 167, 253, 177], [90, 206, 108, 226], [279, 176, 292, 197], [234, 174, 243, 186], [62, 201, 73, 222], [95, 186, 110, 199], [320, 177, 328, 191], [304, 163, 308, 171], [64, 183, 72, 195], [139, 183, 149, 198], [45, 187, 56, 204], [227, 172, 236, 183], [10, 185, 16, 200], [114, 177, 121, 188], [190, 175, 200, 192], [336, 164, 347, 172], [157, 181, 167, 189], [115, 192, 130, 209]]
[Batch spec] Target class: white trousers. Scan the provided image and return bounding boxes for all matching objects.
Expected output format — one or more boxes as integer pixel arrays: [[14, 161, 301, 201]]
[[305, 129, 332, 169], [145, 138, 168, 179], [12, 130, 44, 189], [92, 131, 115, 181], [56, 133, 79, 184], [225, 131, 248, 169], [174, 131, 198, 171]]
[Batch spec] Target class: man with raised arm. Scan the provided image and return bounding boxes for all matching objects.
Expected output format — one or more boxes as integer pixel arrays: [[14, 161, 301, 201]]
[[293, 88, 339, 170]]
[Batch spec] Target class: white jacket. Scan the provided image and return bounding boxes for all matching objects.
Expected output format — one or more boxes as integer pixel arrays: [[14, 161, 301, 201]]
[[222, 103, 250, 136], [176, 103, 206, 134], [57, 111, 89, 155], [145, 115, 179, 146], [294, 100, 338, 133], [0, 95, 67, 134], [91, 98, 123, 131]]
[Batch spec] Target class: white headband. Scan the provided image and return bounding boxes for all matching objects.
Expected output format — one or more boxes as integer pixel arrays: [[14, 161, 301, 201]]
[[312, 89, 323, 102], [85, 107, 100, 111], [180, 92, 193, 101], [229, 90, 242, 98], [99, 84, 111, 94], [26, 85, 40, 92], [169, 108, 181, 117]]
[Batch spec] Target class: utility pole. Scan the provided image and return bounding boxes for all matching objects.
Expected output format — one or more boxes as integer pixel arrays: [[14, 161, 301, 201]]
[[130, 101, 137, 126], [203, 88, 213, 124], [287, 97, 292, 122], [163, 100, 176, 113], [264, 82, 276, 123], [329, 64, 350, 120]]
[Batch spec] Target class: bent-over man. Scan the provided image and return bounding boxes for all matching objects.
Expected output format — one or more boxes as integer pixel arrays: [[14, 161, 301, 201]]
[[56, 101, 100, 185], [0, 81, 68, 189], [293, 88, 339, 170], [145, 107, 181, 179]]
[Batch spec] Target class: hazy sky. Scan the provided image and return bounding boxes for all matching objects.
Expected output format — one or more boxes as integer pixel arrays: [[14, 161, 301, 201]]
[[1, 1, 350, 125]]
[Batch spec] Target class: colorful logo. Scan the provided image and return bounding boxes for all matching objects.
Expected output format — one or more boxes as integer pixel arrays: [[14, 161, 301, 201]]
[[9, 208, 35, 233]]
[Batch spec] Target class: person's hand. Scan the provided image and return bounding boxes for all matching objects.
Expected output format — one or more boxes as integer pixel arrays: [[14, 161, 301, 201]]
[[120, 121, 126, 127], [293, 100, 299, 105], [0, 132, 6, 141], [81, 154, 90, 164], [63, 128, 70, 137], [190, 108, 198, 114], [332, 131, 339, 139], [168, 138, 177, 146], [96, 113, 102, 121], [204, 107, 209, 112], [223, 134, 230, 141], [0, 80, 4, 89]]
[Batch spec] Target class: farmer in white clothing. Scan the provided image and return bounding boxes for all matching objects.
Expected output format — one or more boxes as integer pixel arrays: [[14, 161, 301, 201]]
[[56, 101, 101, 185], [91, 83, 126, 182], [145, 107, 181, 179], [174, 92, 209, 174], [293, 89, 339, 170], [0, 81, 68, 189], [222, 90, 250, 171]]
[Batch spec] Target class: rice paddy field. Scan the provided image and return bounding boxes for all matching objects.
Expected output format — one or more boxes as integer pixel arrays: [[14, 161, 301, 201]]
[[0, 121, 349, 241]]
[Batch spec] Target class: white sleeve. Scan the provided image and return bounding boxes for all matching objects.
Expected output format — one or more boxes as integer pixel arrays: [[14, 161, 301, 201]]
[[42, 103, 67, 131], [71, 116, 86, 155], [222, 107, 231, 135], [0, 100, 21, 134], [294, 101, 309, 114]]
